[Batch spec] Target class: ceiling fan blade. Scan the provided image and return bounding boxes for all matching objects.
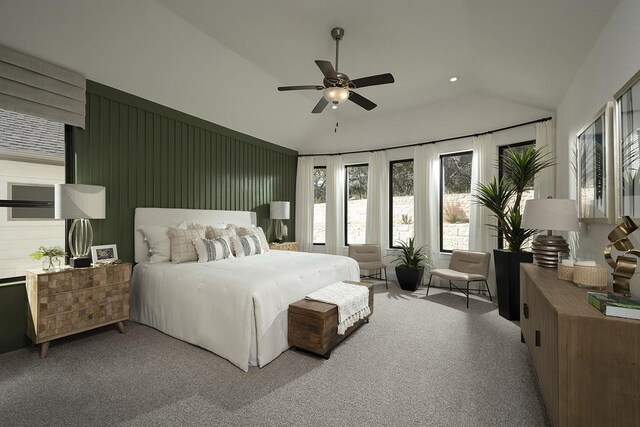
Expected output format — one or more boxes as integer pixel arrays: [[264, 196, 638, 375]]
[[351, 73, 395, 89], [312, 97, 329, 114], [278, 85, 324, 91], [315, 60, 338, 79], [348, 91, 377, 111]]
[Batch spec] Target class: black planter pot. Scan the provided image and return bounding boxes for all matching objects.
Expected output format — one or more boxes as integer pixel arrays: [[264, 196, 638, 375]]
[[494, 249, 533, 321], [395, 267, 425, 291]]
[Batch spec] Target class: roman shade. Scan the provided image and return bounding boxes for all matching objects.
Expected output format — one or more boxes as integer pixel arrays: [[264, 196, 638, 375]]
[[0, 44, 85, 128]]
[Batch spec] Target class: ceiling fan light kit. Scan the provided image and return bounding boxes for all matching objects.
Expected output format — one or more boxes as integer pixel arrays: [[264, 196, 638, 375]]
[[277, 27, 395, 114], [323, 87, 349, 104]]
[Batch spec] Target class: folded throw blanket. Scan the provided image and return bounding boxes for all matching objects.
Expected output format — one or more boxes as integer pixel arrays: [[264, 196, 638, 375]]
[[306, 282, 371, 335]]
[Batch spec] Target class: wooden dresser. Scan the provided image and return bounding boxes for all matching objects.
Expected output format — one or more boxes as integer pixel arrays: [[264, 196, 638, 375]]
[[26, 262, 132, 358], [520, 264, 640, 426], [269, 242, 299, 251]]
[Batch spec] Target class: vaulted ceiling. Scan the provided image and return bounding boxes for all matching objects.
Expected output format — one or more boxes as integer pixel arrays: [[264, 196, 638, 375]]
[[155, 0, 619, 151], [0, 0, 621, 153]]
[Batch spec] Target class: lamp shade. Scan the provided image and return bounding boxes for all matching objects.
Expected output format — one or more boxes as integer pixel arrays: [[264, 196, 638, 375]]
[[522, 199, 579, 231], [55, 184, 106, 219], [323, 87, 349, 104], [270, 201, 290, 220]]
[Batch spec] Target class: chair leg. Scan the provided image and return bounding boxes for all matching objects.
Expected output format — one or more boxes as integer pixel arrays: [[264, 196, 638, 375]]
[[449, 280, 452, 291], [426, 274, 433, 296], [466, 281, 470, 308], [384, 267, 388, 290], [485, 280, 493, 301]]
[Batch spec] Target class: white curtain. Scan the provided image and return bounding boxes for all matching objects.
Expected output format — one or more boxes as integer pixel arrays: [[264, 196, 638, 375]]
[[469, 134, 495, 253], [365, 151, 389, 249], [535, 120, 556, 199], [326, 155, 345, 255], [414, 144, 439, 259], [295, 157, 315, 252]]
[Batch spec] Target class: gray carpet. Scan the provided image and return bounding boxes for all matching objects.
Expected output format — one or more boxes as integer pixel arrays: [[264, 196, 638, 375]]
[[0, 283, 549, 426]]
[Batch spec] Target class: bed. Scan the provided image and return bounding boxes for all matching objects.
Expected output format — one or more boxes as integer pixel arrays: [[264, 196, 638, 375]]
[[130, 207, 360, 371]]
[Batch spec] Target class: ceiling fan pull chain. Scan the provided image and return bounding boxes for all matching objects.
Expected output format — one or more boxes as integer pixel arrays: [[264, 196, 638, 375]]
[[335, 122, 339, 133]]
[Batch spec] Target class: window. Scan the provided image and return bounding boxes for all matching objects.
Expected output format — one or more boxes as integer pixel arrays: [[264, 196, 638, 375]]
[[440, 151, 472, 252], [389, 160, 414, 248], [0, 109, 65, 281], [313, 167, 326, 245], [345, 164, 368, 245], [498, 141, 535, 249]]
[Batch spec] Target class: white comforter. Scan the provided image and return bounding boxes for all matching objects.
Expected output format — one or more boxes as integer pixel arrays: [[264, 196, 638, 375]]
[[131, 250, 359, 371]]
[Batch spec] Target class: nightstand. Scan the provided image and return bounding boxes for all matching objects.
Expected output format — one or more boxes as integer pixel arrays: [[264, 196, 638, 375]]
[[269, 242, 300, 251], [25, 262, 132, 358]]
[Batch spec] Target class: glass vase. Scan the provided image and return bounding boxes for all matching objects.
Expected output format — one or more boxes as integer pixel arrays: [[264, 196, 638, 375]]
[[42, 257, 61, 271]]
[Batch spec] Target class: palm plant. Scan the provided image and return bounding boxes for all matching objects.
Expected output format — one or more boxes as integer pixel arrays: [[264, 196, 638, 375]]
[[388, 237, 431, 269], [475, 145, 555, 252]]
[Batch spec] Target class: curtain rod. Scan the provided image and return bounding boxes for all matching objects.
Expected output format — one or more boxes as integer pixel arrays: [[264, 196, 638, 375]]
[[298, 116, 553, 157]]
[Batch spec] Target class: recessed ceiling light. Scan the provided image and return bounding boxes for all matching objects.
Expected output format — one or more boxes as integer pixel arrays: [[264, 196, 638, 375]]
[[449, 76, 459, 82]]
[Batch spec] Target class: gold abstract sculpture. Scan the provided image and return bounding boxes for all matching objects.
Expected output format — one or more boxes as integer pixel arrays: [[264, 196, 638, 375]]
[[604, 216, 637, 296]]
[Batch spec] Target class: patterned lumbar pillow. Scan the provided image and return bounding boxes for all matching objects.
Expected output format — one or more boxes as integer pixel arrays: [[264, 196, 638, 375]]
[[167, 226, 205, 263], [231, 235, 264, 257], [192, 237, 234, 262], [238, 226, 270, 252]]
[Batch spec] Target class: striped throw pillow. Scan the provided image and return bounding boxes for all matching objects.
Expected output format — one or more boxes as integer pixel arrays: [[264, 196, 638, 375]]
[[238, 226, 270, 252], [192, 237, 234, 263], [232, 234, 264, 257]]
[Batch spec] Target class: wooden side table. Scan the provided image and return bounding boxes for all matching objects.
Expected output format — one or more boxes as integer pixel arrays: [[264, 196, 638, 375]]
[[269, 242, 300, 251], [25, 262, 132, 358]]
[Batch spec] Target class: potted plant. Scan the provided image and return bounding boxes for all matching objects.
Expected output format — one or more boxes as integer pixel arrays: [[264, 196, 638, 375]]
[[30, 246, 66, 271], [475, 145, 554, 320], [388, 237, 432, 291]]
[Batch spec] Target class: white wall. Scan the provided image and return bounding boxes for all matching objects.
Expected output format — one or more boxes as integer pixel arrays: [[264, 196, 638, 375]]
[[556, 0, 640, 293]]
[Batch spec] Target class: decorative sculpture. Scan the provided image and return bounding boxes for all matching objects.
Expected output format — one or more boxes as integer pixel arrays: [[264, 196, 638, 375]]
[[604, 216, 638, 296]]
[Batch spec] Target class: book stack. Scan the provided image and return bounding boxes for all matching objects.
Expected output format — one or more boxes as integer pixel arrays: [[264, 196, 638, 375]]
[[587, 292, 640, 320]]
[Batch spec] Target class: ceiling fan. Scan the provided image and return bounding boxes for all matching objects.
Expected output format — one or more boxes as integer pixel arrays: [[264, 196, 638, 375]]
[[277, 27, 395, 114]]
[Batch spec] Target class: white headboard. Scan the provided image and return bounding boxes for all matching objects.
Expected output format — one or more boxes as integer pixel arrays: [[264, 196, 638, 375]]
[[134, 207, 257, 263]]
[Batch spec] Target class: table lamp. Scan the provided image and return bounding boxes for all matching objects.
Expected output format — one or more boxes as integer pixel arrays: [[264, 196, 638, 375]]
[[522, 198, 579, 268], [55, 184, 106, 268], [270, 201, 290, 243]]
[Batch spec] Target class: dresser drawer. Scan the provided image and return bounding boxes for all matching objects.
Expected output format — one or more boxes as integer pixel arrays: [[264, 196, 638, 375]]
[[37, 301, 129, 340], [37, 282, 130, 317], [36, 268, 108, 296]]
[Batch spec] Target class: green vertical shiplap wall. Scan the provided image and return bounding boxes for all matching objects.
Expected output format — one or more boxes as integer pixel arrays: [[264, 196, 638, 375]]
[[74, 81, 297, 263]]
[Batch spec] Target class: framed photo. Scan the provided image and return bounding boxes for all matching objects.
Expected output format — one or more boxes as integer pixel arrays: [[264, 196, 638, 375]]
[[614, 68, 640, 220], [576, 102, 614, 223], [91, 244, 118, 264]]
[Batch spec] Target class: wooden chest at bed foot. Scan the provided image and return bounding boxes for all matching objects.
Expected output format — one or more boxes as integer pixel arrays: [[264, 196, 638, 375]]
[[288, 281, 374, 359]]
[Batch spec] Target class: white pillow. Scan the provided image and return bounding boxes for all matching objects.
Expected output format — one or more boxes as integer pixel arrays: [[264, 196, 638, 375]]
[[139, 221, 187, 263], [238, 226, 269, 252], [192, 237, 234, 262], [232, 235, 265, 257]]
